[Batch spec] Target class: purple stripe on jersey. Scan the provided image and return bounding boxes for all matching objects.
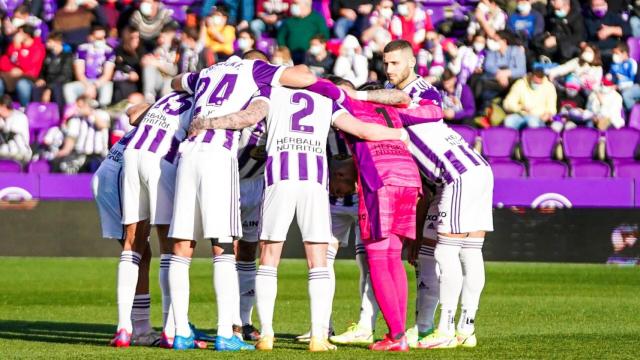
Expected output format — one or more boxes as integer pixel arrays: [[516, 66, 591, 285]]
[[148, 129, 167, 153], [202, 129, 215, 143], [186, 72, 199, 93], [316, 155, 324, 184], [133, 124, 151, 149], [444, 150, 467, 175], [298, 153, 308, 181], [280, 151, 289, 180], [458, 144, 480, 166], [252, 60, 280, 87], [265, 156, 274, 186], [223, 130, 234, 150], [165, 137, 180, 163], [120, 131, 135, 146], [407, 128, 454, 184]]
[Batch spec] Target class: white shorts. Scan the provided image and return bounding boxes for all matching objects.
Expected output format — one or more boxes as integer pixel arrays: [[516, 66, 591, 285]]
[[122, 149, 177, 225], [240, 176, 264, 243], [330, 201, 360, 248], [435, 166, 494, 234], [92, 161, 124, 240], [260, 181, 332, 243], [168, 149, 241, 242]]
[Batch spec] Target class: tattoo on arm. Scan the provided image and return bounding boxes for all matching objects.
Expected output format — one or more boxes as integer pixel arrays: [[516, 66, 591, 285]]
[[201, 100, 270, 130], [366, 89, 411, 105]]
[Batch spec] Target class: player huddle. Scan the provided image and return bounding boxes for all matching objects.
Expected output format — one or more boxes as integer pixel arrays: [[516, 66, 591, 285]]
[[92, 39, 493, 353]]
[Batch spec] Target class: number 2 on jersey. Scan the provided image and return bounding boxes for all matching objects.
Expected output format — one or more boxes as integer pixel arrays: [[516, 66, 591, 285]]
[[290, 92, 315, 134]]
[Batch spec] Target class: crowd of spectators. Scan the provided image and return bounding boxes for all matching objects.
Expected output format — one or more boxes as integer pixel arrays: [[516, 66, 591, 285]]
[[0, 0, 639, 173]]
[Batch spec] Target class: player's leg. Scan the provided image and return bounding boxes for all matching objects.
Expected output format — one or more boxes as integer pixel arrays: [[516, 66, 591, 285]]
[[131, 234, 157, 345], [155, 225, 176, 346], [236, 239, 260, 340], [169, 239, 197, 345], [457, 230, 485, 347]]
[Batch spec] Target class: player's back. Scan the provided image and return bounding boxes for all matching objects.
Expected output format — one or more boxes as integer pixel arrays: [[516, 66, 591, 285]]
[[126, 91, 194, 163], [106, 130, 136, 166], [343, 99, 421, 192], [263, 87, 343, 188]]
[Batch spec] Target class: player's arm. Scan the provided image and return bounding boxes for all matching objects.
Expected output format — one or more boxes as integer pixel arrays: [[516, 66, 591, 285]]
[[348, 88, 411, 106], [278, 64, 317, 88], [171, 72, 199, 94], [189, 99, 270, 135], [126, 103, 151, 126], [333, 112, 408, 142]]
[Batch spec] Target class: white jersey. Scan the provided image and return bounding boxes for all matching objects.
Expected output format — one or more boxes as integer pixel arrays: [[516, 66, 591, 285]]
[[180, 56, 284, 154], [237, 120, 267, 180], [260, 87, 347, 188], [105, 130, 136, 166], [126, 91, 194, 164], [392, 76, 489, 185]]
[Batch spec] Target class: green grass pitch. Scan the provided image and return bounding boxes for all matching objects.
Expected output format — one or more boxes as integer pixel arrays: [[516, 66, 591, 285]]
[[0, 257, 638, 359]]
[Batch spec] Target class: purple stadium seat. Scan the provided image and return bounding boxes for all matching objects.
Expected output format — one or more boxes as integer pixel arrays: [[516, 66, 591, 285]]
[[27, 159, 51, 174], [628, 104, 640, 131], [605, 128, 640, 166], [562, 127, 599, 164], [480, 127, 518, 160], [489, 160, 525, 178], [521, 128, 558, 163], [0, 160, 22, 173], [615, 162, 640, 178], [256, 37, 277, 57], [628, 36, 640, 62], [26, 102, 59, 144], [450, 124, 477, 147], [528, 161, 568, 178], [571, 161, 610, 178]]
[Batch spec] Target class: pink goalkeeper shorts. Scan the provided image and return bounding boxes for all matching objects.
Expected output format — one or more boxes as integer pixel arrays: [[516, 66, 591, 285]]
[[358, 185, 419, 243]]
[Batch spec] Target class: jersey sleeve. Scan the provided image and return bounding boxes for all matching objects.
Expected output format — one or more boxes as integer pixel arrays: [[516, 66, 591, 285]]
[[252, 60, 285, 88], [330, 100, 349, 126], [397, 100, 443, 126], [181, 71, 200, 94]]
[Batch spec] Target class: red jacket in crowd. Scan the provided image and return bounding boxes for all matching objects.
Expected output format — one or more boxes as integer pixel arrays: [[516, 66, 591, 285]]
[[0, 37, 46, 78]]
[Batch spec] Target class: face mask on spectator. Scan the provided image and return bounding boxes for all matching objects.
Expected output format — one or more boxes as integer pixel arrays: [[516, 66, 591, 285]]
[[272, 57, 283, 65], [517, 2, 531, 15], [612, 53, 623, 64], [380, 8, 393, 19], [237, 38, 250, 51], [592, 6, 607, 18], [566, 89, 579, 97], [212, 15, 225, 26], [11, 18, 25, 28], [76, 0, 86, 6], [487, 39, 500, 52], [473, 42, 485, 52], [94, 39, 107, 49], [140, 2, 153, 17], [554, 9, 567, 18], [477, 2, 490, 13], [581, 51, 594, 63], [290, 4, 301, 17], [397, 4, 409, 16], [309, 45, 323, 56]]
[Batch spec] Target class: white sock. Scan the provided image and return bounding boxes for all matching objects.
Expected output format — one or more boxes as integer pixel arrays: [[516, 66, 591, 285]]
[[356, 251, 378, 332], [213, 254, 240, 338], [255, 265, 278, 337], [132, 294, 152, 336], [326, 247, 337, 332], [159, 254, 175, 337], [116, 250, 141, 333], [458, 237, 485, 335], [416, 245, 439, 333], [237, 260, 257, 326], [434, 237, 463, 336], [308, 267, 330, 338], [169, 255, 192, 338]]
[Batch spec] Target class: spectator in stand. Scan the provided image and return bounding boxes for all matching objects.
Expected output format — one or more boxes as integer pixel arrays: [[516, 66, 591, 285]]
[[552, 75, 588, 132], [583, 0, 631, 63], [443, 38, 483, 88], [361, 0, 393, 46], [0, 94, 31, 162], [417, 30, 446, 83], [547, 44, 603, 95], [101, 0, 119, 32], [277, 0, 329, 64], [129, 0, 175, 51], [112, 25, 143, 104], [304, 34, 335, 77], [584, 76, 625, 130], [609, 42, 638, 111], [180, 26, 214, 73], [272, 46, 294, 66], [51, 95, 110, 173], [142, 23, 178, 103], [473, 30, 526, 111], [331, 0, 373, 39], [250, 0, 291, 39], [64, 24, 115, 108], [507, 0, 544, 42], [390, 0, 432, 53], [4, 5, 44, 39], [467, 0, 507, 41], [53, 0, 106, 49], [234, 29, 256, 57], [333, 34, 368, 88], [533, 0, 584, 64], [0, 25, 45, 107], [630, 0, 640, 37], [440, 69, 476, 125], [201, 3, 235, 62], [33, 31, 73, 117], [503, 67, 557, 129]]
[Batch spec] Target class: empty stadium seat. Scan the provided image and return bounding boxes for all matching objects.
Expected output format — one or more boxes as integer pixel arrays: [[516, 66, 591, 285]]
[[489, 159, 526, 178], [480, 127, 518, 160], [0, 160, 22, 173], [521, 128, 558, 163], [562, 127, 599, 164], [571, 161, 610, 178], [605, 128, 640, 166], [627, 36, 640, 62], [528, 161, 568, 178], [615, 162, 640, 178], [26, 102, 59, 144], [450, 124, 477, 147], [27, 159, 51, 174]]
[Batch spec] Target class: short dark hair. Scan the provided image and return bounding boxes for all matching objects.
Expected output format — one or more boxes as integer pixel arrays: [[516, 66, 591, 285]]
[[358, 81, 384, 91], [20, 24, 36, 38], [615, 41, 629, 54], [123, 24, 139, 35], [242, 49, 268, 61], [161, 22, 179, 33], [91, 24, 107, 34], [14, 4, 29, 15], [238, 29, 256, 43], [311, 34, 327, 44], [326, 75, 355, 90], [442, 69, 456, 82], [48, 31, 64, 42], [0, 94, 13, 109], [214, 3, 229, 17], [383, 39, 413, 54], [183, 26, 199, 41]]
